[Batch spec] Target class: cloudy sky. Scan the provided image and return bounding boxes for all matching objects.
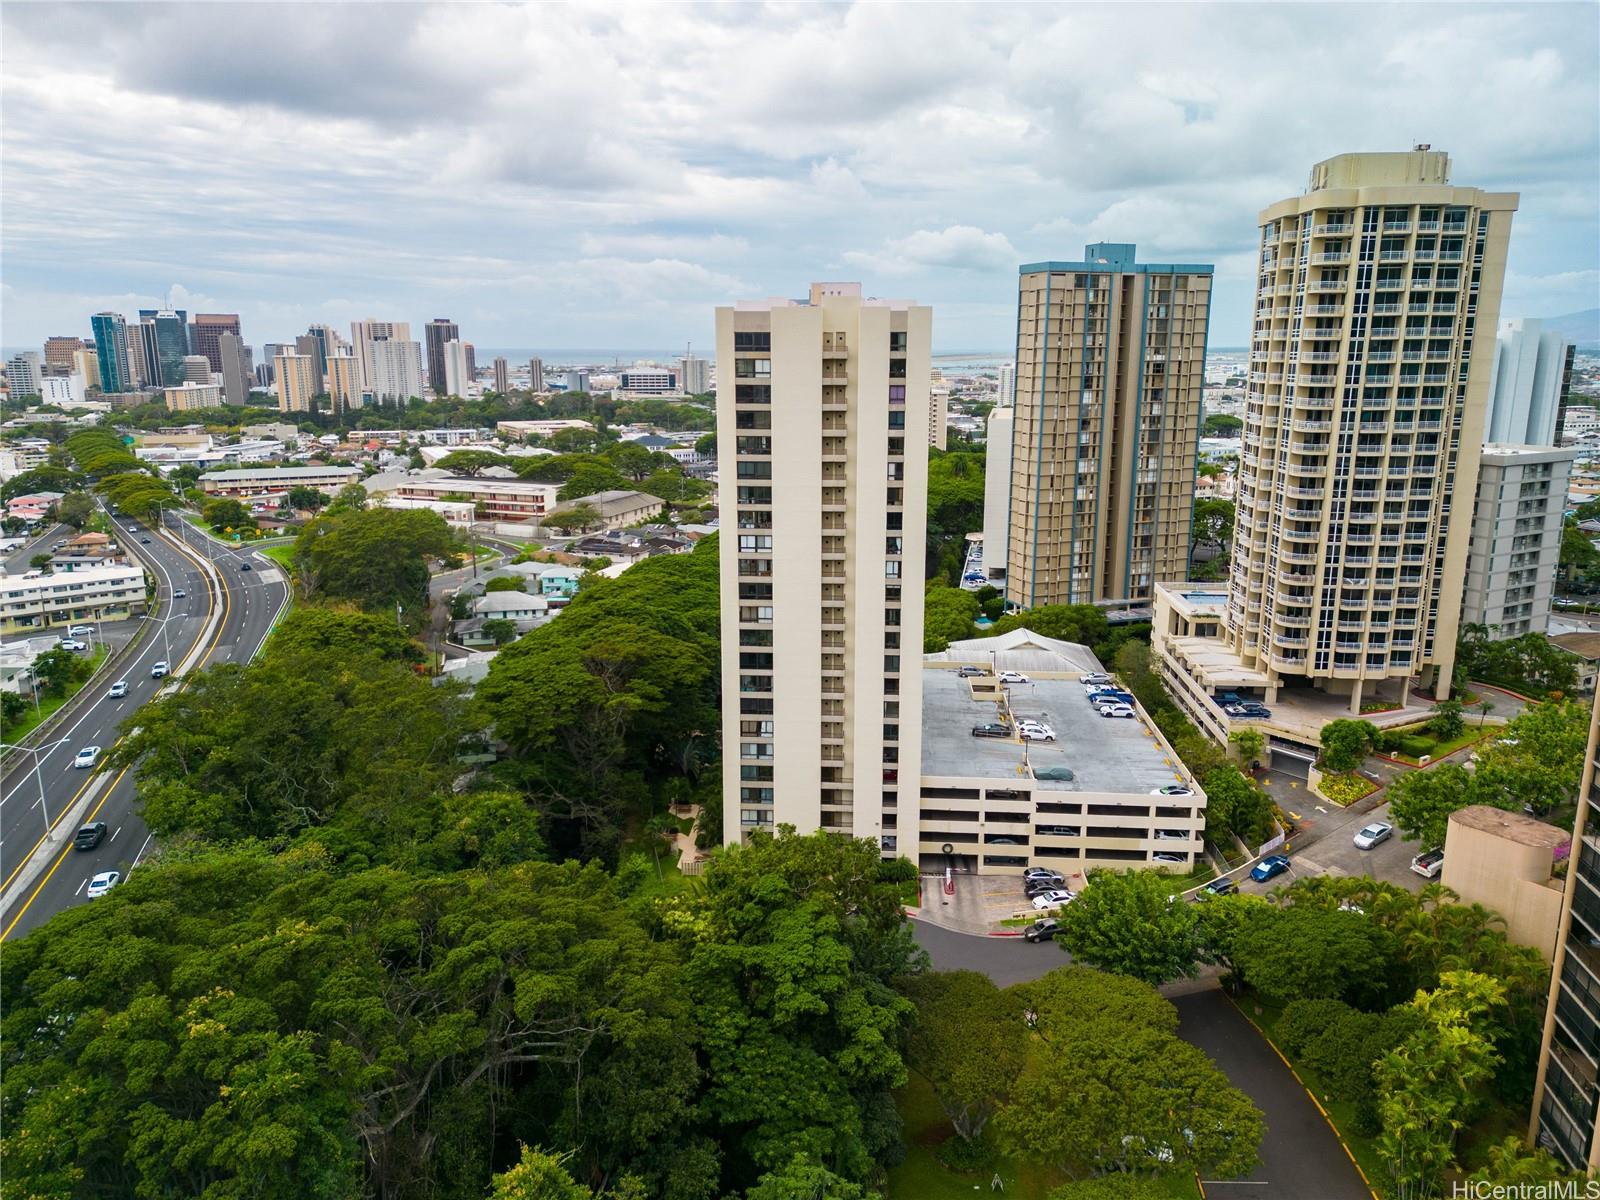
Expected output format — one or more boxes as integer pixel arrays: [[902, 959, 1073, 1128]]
[[3, 2, 1597, 354]]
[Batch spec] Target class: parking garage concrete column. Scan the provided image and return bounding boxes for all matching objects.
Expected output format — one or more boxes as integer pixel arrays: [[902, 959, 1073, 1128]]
[[1349, 679, 1364, 715]]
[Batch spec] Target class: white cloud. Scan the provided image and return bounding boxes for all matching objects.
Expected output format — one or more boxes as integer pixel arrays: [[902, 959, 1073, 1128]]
[[1, 2, 1595, 349]]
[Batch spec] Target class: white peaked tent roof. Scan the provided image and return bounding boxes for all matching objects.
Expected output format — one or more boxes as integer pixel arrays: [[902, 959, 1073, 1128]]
[[924, 627, 1103, 676]]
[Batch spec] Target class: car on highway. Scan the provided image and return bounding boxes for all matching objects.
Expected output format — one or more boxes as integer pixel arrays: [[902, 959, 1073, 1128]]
[[139, 537, 151, 544], [74, 822, 108, 850], [971, 723, 1010, 739], [151, 661, 169, 678], [1152, 785, 1194, 796], [86, 870, 121, 899], [1353, 821, 1394, 850], [1250, 853, 1291, 883], [1023, 918, 1061, 943], [1033, 765, 1076, 781], [997, 670, 1030, 684], [174, 588, 186, 598], [1098, 703, 1135, 718], [73, 746, 102, 769], [1411, 849, 1445, 879], [239, 562, 253, 571], [108, 680, 129, 698], [1019, 724, 1056, 742], [1200, 877, 1235, 897], [1031, 889, 1075, 910]]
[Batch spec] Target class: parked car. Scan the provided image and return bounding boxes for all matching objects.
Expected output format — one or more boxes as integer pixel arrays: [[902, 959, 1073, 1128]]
[[1152, 852, 1186, 865], [1200, 877, 1235, 897], [86, 870, 121, 899], [1037, 825, 1081, 837], [997, 670, 1030, 684], [1099, 703, 1135, 719], [73, 822, 107, 851], [1019, 726, 1056, 742], [73, 746, 101, 770], [986, 836, 1021, 846], [107, 680, 128, 699], [1080, 672, 1112, 685], [151, 661, 169, 678], [971, 723, 1010, 739], [1031, 889, 1075, 910], [1023, 867, 1064, 884], [1152, 785, 1193, 797], [1088, 690, 1134, 705], [1025, 877, 1065, 896], [1023, 918, 1060, 943], [57, 639, 87, 651], [1411, 849, 1445, 879], [1250, 853, 1291, 883], [1033, 766, 1076, 781], [1353, 821, 1393, 850], [956, 666, 985, 678], [68, 624, 95, 637]]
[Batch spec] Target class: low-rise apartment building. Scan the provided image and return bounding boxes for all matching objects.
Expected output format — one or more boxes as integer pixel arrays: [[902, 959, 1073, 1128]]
[[496, 419, 594, 442], [199, 465, 362, 499], [546, 489, 664, 527], [49, 532, 127, 573], [1, 564, 147, 634], [912, 629, 1205, 876], [393, 476, 558, 523]]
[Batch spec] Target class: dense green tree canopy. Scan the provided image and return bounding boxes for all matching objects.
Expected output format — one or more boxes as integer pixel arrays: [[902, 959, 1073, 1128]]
[[922, 583, 980, 651], [1054, 869, 1199, 985], [899, 971, 1025, 1142], [293, 506, 459, 621]]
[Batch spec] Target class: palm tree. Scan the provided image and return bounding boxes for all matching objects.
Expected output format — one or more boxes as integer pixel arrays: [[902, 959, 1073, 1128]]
[[1477, 698, 1495, 727]]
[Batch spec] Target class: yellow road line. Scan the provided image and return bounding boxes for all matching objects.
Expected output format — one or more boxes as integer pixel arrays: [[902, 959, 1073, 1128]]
[[1222, 991, 1381, 1200], [2, 760, 135, 941], [1, 525, 226, 938]]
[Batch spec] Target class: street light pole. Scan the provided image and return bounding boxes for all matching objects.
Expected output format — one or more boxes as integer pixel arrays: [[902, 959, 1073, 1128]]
[[0, 737, 69, 840]]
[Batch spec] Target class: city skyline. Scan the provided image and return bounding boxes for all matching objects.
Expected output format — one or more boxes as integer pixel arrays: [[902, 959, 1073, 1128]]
[[3, 4, 1596, 351]]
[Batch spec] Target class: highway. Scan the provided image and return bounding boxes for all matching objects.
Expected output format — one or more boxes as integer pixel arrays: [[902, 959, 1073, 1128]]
[[0, 511, 289, 940]]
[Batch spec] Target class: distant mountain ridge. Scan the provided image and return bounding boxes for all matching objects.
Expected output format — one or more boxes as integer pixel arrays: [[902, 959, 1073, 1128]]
[[1540, 309, 1600, 350]]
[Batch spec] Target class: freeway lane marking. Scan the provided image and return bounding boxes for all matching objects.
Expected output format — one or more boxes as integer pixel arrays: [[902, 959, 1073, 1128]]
[[111, 825, 121, 842], [75, 877, 86, 896], [1, 759, 135, 940]]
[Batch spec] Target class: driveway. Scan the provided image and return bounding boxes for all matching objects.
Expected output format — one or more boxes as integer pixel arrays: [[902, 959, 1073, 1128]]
[[1175, 988, 1373, 1200], [911, 917, 1062, 988]]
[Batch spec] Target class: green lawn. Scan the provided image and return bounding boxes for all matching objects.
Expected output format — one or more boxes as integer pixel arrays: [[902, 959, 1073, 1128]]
[[4, 645, 109, 744], [260, 543, 296, 571], [887, 1074, 1199, 1200], [1383, 721, 1495, 765]]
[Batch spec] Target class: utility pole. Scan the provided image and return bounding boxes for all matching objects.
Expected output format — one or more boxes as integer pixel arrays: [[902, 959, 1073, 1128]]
[[1, 738, 69, 840]]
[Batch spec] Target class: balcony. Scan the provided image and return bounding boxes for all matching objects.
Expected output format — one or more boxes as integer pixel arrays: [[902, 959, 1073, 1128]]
[[1383, 221, 1412, 233], [1311, 279, 1347, 293], [1302, 351, 1341, 363], [1306, 304, 1345, 316], [1313, 223, 1353, 236], [1314, 252, 1351, 265], [1367, 351, 1397, 363], [1371, 303, 1402, 315]]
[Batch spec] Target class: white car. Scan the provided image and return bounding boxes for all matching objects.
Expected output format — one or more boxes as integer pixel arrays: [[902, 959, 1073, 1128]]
[[1080, 673, 1113, 685], [1019, 726, 1056, 742], [1353, 821, 1393, 850], [108, 680, 129, 699], [73, 746, 102, 769], [1099, 703, 1135, 718], [57, 639, 87, 651], [1031, 889, 1075, 910], [1411, 849, 1445, 879], [997, 671, 1030, 684], [68, 624, 95, 637], [1152, 852, 1187, 865], [151, 661, 169, 678], [86, 870, 121, 899]]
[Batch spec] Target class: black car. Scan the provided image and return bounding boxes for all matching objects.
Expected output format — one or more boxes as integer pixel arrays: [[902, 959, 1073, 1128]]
[[139, 537, 151, 544], [1024, 918, 1060, 943], [239, 562, 253, 571], [1025, 878, 1065, 898], [73, 821, 107, 851], [971, 723, 1009, 738]]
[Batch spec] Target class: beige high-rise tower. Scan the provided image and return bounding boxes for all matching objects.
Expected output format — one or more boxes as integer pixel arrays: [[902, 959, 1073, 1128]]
[[716, 282, 931, 851], [1008, 245, 1212, 609], [1228, 149, 1517, 709]]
